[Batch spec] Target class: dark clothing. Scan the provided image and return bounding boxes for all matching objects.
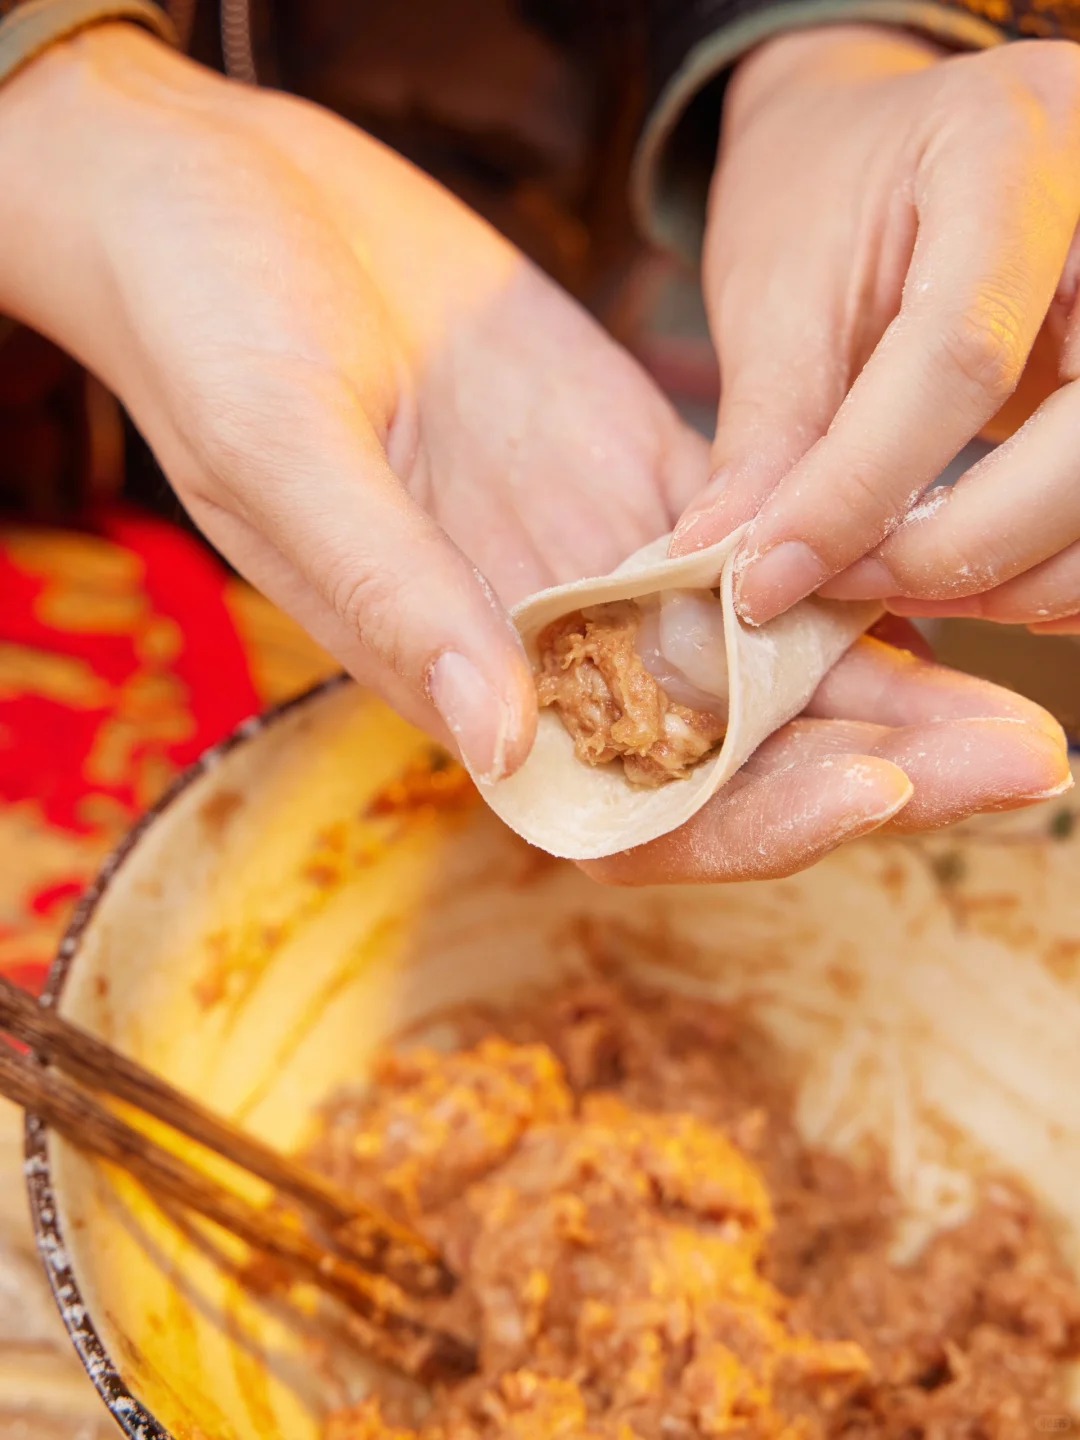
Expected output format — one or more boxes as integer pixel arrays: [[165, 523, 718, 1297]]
[[200, 0, 1080, 267], [1, 0, 1079, 516], [10, 0, 1080, 281]]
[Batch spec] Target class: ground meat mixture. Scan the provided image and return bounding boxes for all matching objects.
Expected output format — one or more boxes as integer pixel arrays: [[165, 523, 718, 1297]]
[[315, 976, 1080, 1440], [534, 605, 727, 787]]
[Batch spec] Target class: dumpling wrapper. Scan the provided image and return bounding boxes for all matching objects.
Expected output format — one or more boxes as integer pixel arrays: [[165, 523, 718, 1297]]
[[477, 525, 883, 861]]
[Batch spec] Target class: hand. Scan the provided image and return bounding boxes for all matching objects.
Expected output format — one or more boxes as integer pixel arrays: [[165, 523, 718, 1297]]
[[672, 25, 1080, 634], [0, 24, 707, 782], [0, 24, 1067, 884], [587, 629, 1071, 884]]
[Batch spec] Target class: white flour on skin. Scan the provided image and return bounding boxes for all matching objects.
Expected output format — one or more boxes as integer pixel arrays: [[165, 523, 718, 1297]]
[[741, 756, 902, 864], [899, 486, 950, 527]]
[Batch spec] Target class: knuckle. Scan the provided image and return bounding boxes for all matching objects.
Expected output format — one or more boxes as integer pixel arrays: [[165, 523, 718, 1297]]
[[887, 530, 1002, 597], [328, 563, 410, 667], [183, 381, 269, 497], [818, 457, 896, 550], [1018, 38, 1080, 101], [1036, 41, 1080, 149], [186, 356, 366, 496], [172, 454, 224, 511], [972, 40, 1080, 116], [969, 42, 1080, 153], [936, 303, 1025, 407], [836, 461, 889, 516]]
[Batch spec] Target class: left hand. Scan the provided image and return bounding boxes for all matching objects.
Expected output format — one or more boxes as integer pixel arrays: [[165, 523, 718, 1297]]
[[671, 23, 1080, 634]]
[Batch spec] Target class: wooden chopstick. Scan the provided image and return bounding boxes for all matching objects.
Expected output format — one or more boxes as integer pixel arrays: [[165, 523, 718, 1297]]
[[1, 1040, 475, 1382], [0, 976, 450, 1299]]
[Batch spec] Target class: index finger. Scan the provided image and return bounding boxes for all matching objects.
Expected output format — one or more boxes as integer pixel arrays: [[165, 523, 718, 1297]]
[[732, 94, 1080, 626]]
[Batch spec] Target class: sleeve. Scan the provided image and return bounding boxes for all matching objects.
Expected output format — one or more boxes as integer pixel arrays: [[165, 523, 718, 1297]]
[[633, 0, 1080, 263], [0, 0, 179, 515], [0, 0, 177, 87]]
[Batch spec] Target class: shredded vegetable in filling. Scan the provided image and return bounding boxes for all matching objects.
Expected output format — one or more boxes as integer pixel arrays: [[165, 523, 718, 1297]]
[[316, 974, 1080, 1440]]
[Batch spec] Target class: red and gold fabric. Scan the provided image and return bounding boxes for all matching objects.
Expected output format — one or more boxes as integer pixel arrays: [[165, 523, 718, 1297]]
[[0, 509, 336, 993]]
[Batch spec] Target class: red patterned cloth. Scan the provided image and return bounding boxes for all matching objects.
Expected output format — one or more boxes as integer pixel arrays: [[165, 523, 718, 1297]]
[[0, 509, 262, 991]]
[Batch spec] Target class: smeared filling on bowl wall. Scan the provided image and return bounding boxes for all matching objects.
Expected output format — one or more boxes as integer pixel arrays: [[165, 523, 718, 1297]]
[[309, 971, 1080, 1440], [535, 593, 730, 787]]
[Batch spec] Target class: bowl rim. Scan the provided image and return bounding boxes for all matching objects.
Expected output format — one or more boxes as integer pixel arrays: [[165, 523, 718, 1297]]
[[23, 673, 349, 1440], [19, 647, 1080, 1440]]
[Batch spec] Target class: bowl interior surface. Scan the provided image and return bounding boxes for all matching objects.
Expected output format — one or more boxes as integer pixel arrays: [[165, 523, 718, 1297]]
[[32, 682, 1080, 1440]]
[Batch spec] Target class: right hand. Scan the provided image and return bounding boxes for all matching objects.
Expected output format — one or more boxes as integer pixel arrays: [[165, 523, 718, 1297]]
[[674, 25, 1080, 634]]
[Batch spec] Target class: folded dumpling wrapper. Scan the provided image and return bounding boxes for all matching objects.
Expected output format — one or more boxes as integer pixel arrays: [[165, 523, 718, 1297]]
[[478, 525, 882, 861]]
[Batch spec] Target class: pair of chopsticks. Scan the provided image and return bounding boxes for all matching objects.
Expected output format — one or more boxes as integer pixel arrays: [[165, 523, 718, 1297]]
[[0, 975, 474, 1380]]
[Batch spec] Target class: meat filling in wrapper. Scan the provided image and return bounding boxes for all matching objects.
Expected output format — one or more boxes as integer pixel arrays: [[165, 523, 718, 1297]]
[[479, 526, 881, 861], [535, 592, 730, 787]]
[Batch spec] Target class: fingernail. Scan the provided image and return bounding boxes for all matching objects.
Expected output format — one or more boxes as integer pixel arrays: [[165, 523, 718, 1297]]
[[817, 557, 898, 601], [427, 651, 513, 783], [885, 597, 983, 619], [670, 509, 719, 556], [669, 470, 738, 556], [1021, 774, 1075, 802], [735, 540, 830, 625]]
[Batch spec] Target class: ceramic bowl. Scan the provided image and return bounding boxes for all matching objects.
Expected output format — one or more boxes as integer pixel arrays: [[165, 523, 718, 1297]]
[[25, 678, 1080, 1440]]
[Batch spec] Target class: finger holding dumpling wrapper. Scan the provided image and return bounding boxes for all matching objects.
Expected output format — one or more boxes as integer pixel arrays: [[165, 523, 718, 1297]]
[[477, 526, 1072, 875]]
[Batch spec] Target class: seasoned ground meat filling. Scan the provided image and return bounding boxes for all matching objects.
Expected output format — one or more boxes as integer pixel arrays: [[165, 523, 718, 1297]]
[[317, 977, 1080, 1440], [535, 603, 726, 787]]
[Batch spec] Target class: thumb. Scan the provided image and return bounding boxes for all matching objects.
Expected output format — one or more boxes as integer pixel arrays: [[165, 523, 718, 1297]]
[[173, 369, 537, 784], [669, 250, 850, 558]]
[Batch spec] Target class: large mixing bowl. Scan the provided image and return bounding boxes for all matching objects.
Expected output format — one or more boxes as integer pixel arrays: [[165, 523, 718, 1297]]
[[25, 678, 1080, 1440]]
